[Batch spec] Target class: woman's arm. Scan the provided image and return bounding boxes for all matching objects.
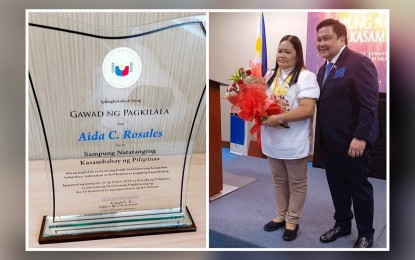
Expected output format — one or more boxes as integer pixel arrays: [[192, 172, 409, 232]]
[[262, 98, 316, 127]]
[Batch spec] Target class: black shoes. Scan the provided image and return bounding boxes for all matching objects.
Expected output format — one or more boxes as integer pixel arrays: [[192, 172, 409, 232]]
[[320, 225, 351, 243], [264, 220, 299, 241], [353, 236, 373, 248], [263, 220, 285, 231], [320, 225, 375, 248], [283, 224, 299, 241]]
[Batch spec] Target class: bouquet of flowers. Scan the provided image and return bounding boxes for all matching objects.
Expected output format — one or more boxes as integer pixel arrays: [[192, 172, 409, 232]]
[[224, 60, 282, 149]]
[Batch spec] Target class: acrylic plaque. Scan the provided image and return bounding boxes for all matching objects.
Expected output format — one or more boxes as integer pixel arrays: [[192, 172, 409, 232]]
[[28, 12, 206, 244]]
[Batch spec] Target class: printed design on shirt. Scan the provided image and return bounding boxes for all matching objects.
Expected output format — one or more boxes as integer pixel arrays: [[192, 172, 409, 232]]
[[272, 68, 300, 112]]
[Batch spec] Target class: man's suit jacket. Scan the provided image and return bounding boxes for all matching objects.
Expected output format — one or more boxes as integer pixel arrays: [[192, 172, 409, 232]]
[[314, 46, 380, 155]]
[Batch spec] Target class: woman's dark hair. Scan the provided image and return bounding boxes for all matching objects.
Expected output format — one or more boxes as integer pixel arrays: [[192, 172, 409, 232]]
[[273, 35, 305, 84], [316, 18, 348, 45]]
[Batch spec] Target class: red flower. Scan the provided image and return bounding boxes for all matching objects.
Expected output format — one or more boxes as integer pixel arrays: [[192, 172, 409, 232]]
[[225, 59, 282, 150], [227, 82, 283, 148]]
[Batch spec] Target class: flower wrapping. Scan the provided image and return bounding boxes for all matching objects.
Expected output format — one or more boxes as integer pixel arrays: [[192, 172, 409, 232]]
[[225, 61, 282, 149]]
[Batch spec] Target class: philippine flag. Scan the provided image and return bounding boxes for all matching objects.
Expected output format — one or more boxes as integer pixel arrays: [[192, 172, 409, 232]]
[[115, 65, 129, 77], [255, 12, 267, 77]]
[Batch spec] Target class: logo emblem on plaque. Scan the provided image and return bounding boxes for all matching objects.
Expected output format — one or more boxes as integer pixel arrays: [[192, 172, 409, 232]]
[[114, 63, 130, 77], [103, 47, 142, 88]]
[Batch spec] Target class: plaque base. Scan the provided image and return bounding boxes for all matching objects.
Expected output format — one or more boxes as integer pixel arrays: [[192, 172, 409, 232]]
[[38, 207, 196, 244]]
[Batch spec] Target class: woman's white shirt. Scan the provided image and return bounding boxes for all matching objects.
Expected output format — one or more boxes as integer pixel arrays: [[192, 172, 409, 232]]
[[261, 69, 320, 159]]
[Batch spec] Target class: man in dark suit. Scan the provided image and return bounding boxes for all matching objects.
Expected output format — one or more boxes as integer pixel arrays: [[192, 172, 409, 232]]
[[313, 18, 381, 248]]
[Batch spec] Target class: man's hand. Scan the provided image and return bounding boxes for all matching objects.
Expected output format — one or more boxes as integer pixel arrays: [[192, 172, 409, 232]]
[[348, 138, 366, 158]]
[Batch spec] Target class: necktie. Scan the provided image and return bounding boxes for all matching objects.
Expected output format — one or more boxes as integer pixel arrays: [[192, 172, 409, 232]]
[[323, 62, 333, 84]]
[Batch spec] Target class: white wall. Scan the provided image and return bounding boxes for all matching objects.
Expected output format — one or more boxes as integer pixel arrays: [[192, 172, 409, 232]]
[[210, 12, 309, 142]]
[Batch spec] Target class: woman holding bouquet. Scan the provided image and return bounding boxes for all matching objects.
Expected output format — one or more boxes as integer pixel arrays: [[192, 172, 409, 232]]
[[261, 35, 320, 241]]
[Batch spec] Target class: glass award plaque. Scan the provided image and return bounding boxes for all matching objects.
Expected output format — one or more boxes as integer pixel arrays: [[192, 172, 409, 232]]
[[28, 12, 206, 244]]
